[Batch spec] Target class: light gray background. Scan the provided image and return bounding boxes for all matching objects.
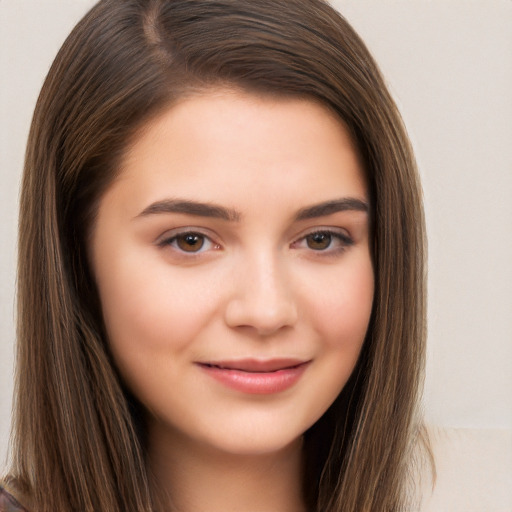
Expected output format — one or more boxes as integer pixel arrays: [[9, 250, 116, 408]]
[[1, 1, 511, 507]]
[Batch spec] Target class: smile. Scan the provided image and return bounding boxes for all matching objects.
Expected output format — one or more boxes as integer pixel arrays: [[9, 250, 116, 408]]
[[196, 359, 311, 394]]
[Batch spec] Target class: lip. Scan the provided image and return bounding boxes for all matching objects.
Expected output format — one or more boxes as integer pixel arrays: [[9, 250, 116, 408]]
[[196, 358, 311, 394]]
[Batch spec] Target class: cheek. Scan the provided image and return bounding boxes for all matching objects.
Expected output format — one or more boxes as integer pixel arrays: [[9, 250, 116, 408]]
[[302, 254, 374, 401], [312, 261, 374, 411], [279, 256, 374, 434], [95, 248, 221, 376], [308, 256, 374, 349]]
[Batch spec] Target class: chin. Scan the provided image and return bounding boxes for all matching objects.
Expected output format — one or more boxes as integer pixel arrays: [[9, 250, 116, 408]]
[[201, 431, 304, 458]]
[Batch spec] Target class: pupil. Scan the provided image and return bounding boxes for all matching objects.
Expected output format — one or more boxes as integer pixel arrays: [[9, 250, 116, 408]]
[[178, 234, 204, 252], [308, 232, 331, 250]]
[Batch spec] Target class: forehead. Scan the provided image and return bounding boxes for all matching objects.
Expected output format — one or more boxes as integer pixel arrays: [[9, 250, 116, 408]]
[[104, 89, 367, 219]]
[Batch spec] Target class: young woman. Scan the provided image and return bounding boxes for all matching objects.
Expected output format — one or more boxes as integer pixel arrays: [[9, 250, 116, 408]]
[[1, 0, 429, 510]]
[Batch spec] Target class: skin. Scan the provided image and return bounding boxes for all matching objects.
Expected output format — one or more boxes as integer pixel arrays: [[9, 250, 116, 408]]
[[90, 90, 374, 512]]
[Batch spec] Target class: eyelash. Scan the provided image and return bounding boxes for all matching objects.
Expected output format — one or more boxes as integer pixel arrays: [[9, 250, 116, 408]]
[[157, 230, 219, 254], [157, 228, 353, 256], [293, 229, 354, 254]]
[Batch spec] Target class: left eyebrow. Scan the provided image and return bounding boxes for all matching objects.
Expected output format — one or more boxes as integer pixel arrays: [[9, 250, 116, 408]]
[[294, 197, 369, 221]]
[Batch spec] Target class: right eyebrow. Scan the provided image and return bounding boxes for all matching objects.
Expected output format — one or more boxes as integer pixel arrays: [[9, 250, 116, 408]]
[[135, 198, 242, 222]]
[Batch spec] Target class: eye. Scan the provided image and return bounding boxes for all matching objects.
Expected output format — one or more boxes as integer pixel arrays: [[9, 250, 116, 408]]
[[294, 229, 353, 253], [158, 230, 219, 254], [175, 233, 206, 252], [305, 232, 333, 250]]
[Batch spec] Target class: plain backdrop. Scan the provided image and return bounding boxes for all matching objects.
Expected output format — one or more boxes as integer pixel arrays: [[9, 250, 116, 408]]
[[1, 1, 511, 509]]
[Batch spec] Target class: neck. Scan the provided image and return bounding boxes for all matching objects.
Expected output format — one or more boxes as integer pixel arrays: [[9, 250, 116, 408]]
[[147, 423, 306, 512]]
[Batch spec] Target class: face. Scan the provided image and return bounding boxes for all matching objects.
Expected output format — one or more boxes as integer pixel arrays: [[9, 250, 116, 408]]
[[90, 90, 374, 457]]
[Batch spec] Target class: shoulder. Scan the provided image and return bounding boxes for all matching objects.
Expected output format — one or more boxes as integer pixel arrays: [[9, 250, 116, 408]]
[[0, 488, 28, 512], [0, 479, 31, 512]]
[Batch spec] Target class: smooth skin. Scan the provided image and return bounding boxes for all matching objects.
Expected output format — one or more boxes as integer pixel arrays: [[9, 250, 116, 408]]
[[90, 90, 374, 512]]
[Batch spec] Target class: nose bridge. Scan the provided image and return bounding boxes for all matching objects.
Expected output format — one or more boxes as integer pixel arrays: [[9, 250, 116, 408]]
[[224, 246, 298, 335]]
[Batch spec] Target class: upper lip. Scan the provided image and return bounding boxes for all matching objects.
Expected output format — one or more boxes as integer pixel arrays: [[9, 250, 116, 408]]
[[197, 358, 310, 373]]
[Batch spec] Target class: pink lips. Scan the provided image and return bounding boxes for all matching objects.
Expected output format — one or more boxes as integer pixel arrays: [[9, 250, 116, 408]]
[[197, 358, 310, 394]]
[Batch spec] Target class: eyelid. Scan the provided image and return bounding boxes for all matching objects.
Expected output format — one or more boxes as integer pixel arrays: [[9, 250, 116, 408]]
[[156, 227, 221, 252], [155, 225, 354, 255], [291, 227, 354, 252]]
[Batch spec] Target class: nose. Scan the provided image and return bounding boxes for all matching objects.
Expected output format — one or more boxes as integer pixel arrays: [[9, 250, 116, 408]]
[[224, 253, 298, 336]]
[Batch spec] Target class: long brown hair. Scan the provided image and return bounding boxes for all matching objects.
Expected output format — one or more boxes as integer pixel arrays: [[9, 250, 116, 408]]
[[7, 1, 428, 510]]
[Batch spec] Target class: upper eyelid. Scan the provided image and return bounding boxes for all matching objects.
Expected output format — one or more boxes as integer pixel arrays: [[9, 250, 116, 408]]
[[156, 230, 219, 256], [290, 229, 355, 254], [155, 226, 218, 244], [293, 226, 353, 241], [154, 225, 354, 248]]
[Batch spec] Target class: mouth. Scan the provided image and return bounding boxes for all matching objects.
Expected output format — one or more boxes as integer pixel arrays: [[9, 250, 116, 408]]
[[197, 358, 310, 373], [195, 358, 311, 394]]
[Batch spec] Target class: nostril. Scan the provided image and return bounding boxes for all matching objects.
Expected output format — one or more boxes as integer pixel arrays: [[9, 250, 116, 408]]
[[224, 293, 298, 335], [223, 260, 298, 334]]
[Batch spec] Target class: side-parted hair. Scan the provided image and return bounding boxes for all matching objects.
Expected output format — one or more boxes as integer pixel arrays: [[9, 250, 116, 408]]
[[7, 1, 428, 510]]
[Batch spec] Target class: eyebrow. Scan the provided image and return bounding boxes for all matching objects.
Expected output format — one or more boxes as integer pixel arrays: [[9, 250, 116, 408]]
[[137, 199, 241, 221], [294, 197, 369, 221], [136, 197, 369, 222]]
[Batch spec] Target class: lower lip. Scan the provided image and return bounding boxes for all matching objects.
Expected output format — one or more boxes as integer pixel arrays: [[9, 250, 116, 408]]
[[197, 363, 310, 394]]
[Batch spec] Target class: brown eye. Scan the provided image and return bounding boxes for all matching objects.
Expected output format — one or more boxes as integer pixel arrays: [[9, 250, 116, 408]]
[[176, 233, 205, 252], [306, 232, 332, 250]]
